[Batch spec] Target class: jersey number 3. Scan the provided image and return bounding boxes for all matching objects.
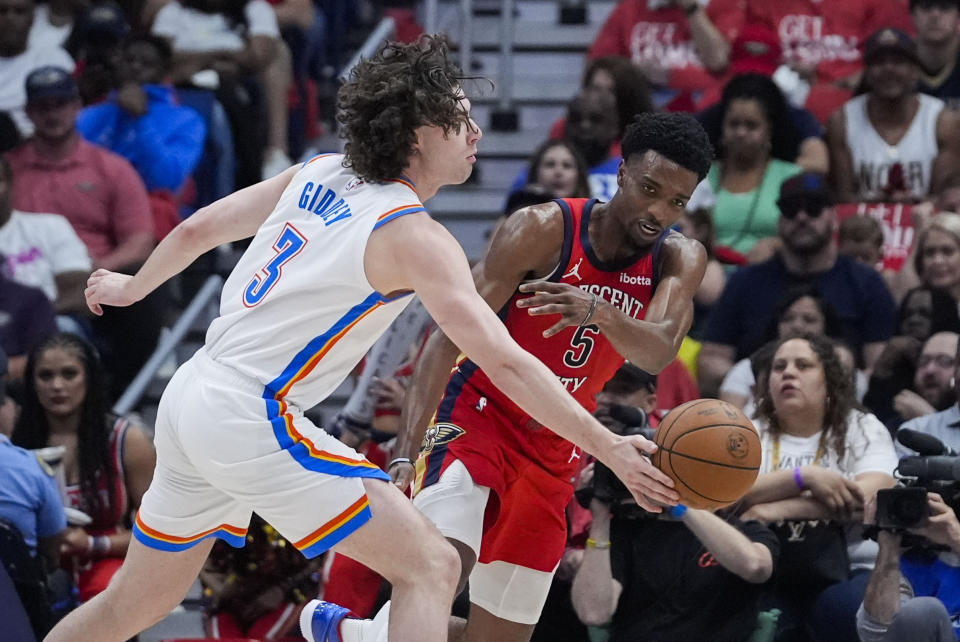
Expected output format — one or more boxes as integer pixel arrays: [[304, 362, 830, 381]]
[[563, 324, 599, 368], [243, 223, 308, 307]]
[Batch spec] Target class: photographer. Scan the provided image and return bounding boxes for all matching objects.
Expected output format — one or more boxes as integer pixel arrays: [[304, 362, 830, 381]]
[[570, 366, 778, 641], [858, 491, 960, 641]]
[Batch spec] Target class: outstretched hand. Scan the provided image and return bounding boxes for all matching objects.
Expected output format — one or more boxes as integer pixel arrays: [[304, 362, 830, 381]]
[[516, 281, 598, 338], [389, 461, 416, 494], [599, 434, 679, 512], [85, 269, 138, 316]]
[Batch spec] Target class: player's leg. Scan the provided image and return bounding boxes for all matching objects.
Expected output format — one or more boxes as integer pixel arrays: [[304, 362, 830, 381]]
[[323, 477, 461, 641], [45, 537, 215, 642], [462, 561, 559, 642], [463, 605, 535, 642]]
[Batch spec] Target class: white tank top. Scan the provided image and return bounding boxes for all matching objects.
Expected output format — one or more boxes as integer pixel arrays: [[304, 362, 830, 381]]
[[843, 93, 944, 201], [205, 154, 421, 409]]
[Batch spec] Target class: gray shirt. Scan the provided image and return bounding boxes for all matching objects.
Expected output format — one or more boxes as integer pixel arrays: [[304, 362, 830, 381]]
[[896, 404, 960, 458]]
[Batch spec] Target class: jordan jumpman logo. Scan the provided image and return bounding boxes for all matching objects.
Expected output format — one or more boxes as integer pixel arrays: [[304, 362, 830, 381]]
[[564, 258, 583, 282]]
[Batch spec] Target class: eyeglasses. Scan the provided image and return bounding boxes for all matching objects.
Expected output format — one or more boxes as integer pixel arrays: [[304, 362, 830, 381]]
[[917, 354, 956, 369], [778, 201, 827, 220]]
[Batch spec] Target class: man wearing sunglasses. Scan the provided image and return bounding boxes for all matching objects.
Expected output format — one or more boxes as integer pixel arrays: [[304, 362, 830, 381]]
[[698, 172, 896, 396]]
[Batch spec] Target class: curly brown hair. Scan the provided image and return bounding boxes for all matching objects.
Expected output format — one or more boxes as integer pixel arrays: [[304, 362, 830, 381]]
[[337, 35, 475, 183], [755, 333, 857, 461]]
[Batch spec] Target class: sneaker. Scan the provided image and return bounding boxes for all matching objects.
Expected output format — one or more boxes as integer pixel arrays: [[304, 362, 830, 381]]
[[300, 599, 354, 642], [262, 147, 293, 179]]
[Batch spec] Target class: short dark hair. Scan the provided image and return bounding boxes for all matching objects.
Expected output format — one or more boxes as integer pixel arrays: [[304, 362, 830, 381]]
[[620, 112, 713, 182], [0, 156, 10, 183], [123, 34, 173, 69], [337, 34, 476, 183], [715, 73, 801, 163], [910, 0, 960, 12], [838, 215, 884, 248]]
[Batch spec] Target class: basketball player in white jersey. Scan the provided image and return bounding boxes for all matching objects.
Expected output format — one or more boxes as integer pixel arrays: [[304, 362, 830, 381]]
[[45, 36, 678, 642]]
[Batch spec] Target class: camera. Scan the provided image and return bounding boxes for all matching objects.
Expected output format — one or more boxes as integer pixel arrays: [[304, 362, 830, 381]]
[[875, 429, 960, 535], [576, 402, 655, 517]]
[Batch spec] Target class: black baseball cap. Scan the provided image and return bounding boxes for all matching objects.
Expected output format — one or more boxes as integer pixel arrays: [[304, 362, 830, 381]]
[[777, 172, 834, 217], [863, 28, 921, 66], [25, 67, 78, 103], [79, 2, 130, 41]]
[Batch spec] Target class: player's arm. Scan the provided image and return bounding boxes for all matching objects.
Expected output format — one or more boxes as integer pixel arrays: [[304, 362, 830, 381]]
[[84, 166, 300, 315], [368, 212, 679, 511], [518, 234, 707, 374], [393, 203, 565, 480]]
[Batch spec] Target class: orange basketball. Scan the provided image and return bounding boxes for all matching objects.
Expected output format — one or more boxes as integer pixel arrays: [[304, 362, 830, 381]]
[[651, 399, 761, 510]]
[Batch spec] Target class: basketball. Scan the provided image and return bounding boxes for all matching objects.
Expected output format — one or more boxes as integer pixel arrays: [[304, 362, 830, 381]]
[[651, 399, 761, 510]]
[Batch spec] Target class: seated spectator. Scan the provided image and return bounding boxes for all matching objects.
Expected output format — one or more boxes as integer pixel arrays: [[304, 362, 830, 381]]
[[525, 140, 591, 200], [896, 332, 959, 429], [587, 0, 737, 103], [740, 333, 898, 642], [0, 157, 90, 317], [199, 514, 321, 640], [710, 0, 913, 123], [65, 2, 129, 106], [838, 215, 885, 271], [864, 287, 960, 431], [827, 29, 960, 204], [674, 206, 734, 336], [0, 270, 57, 381], [700, 73, 802, 255], [720, 285, 844, 415], [77, 34, 206, 198], [913, 0, 960, 110], [0, 0, 75, 151], [6, 66, 162, 396], [695, 25, 830, 174], [150, 0, 292, 185], [548, 56, 654, 157], [563, 88, 622, 201], [894, 212, 960, 305], [895, 335, 960, 454], [11, 333, 155, 602], [697, 173, 896, 396]]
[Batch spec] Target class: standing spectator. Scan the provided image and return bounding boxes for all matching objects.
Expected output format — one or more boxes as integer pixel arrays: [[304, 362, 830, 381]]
[[828, 29, 960, 204], [0, 0, 74, 150], [912, 0, 960, 110], [710, 0, 913, 123], [11, 333, 156, 602], [701, 73, 802, 255], [6, 66, 161, 396], [150, 0, 292, 185], [77, 34, 206, 196], [740, 333, 898, 642], [0, 157, 90, 317], [698, 172, 897, 396], [587, 0, 736, 100]]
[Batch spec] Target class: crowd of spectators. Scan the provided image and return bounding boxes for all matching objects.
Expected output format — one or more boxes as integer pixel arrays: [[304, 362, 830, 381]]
[[8, 0, 960, 640]]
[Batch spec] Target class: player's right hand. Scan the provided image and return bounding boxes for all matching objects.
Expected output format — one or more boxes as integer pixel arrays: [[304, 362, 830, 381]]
[[390, 461, 416, 493], [85, 269, 137, 315], [602, 434, 679, 512]]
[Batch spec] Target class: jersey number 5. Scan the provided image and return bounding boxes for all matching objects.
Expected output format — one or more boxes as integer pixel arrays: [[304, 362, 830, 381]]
[[243, 223, 307, 307], [563, 324, 599, 368]]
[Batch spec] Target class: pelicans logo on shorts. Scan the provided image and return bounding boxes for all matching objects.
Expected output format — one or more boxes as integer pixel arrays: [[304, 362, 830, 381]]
[[421, 422, 465, 454]]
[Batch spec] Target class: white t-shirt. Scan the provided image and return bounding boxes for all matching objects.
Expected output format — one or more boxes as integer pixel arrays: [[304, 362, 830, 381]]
[[151, 1, 280, 53], [756, 410, 898, 569], [0, 45, 75, 137], [0, 210, 92, 302], [28, 5, 73, 50]]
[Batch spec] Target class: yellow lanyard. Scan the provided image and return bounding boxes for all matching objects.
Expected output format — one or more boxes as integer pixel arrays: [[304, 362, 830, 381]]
[[772, 433, 826, 469]]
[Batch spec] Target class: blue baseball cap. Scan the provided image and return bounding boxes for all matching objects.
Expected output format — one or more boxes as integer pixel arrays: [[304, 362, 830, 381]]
[[25, 66, 78, 103]]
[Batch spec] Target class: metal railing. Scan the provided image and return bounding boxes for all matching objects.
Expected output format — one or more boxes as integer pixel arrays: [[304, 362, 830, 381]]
[[112, 274, 224, 417], [338, 16, 397, 83]]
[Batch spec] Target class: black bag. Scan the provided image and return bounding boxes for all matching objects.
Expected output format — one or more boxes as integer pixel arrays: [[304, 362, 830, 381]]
[[769, 519, 850, 593]]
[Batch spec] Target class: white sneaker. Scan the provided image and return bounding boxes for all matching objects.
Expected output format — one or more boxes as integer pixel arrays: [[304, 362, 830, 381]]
[[262, 147, 293, 179]]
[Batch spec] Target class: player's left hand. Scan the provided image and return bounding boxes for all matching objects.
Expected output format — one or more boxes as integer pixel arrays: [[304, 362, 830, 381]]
[[85, 269, 138, 315], [599, 434, 679, 513], [516, 281, 599, 338]]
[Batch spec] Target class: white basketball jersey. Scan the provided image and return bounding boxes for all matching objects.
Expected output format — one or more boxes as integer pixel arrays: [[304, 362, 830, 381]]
[[843, 93, 944, 201], [205, 154, 422, 409]]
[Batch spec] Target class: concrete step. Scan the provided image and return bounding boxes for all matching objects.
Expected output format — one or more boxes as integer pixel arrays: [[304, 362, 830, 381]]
[[472, 127, 553, 158], [466, 72, 581, 104], [471, 157, 529, 190], [470, 102, 566, 129], [437, 0, 615, 27], [429, 185, 507, 217], [459, 18, 600, 51], [470, 50, 585, 79]]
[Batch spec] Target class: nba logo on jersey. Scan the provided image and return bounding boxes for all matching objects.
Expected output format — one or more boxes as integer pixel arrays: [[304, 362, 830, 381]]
[[345, 177, 365, 192]]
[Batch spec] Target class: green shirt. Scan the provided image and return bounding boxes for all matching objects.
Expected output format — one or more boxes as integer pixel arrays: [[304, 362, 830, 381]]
[[707, 159, 802, 255]]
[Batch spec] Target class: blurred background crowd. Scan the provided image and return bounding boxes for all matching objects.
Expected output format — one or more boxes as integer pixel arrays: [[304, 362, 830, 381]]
[[5, 0, 960, 640]]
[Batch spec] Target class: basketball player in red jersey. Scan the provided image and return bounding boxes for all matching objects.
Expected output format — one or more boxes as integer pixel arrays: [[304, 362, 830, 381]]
[[378, 112, 712, 641]]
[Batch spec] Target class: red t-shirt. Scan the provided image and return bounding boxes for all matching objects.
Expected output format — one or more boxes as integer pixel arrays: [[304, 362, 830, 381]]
[[6, 138, 153, 260], [588, 0, 741, 93]]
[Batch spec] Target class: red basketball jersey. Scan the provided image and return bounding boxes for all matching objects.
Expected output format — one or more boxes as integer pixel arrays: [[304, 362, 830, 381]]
[[434, 198, 666, 477]]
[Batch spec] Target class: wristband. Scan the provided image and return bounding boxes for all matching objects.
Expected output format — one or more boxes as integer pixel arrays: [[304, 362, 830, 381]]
[[793, 466, 806, 491], [670, 504, 688, 519], [586, 538, 611, 550], [388, 457, 413, 469], [87, 535, 110, 555], [580, 293, 599, 327]]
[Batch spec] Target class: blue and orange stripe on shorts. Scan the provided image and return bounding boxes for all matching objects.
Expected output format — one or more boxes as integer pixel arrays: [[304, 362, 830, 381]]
[[133, 512, 248, 551]]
